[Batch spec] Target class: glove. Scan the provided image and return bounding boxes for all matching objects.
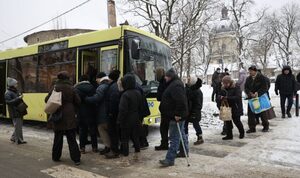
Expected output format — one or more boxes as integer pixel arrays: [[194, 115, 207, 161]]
[[275, 90, 278, 95]]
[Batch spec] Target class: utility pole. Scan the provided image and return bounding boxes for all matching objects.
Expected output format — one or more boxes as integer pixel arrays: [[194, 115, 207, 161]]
[[107, 0, 117, 28]]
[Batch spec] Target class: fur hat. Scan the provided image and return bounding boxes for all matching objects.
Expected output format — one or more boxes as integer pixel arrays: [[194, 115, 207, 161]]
[[7, 77, 18, 87], [165, 68, 177, 79]]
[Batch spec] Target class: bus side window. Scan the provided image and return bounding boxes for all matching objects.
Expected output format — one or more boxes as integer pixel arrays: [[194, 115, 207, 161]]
[[100, 48, 118, 74]]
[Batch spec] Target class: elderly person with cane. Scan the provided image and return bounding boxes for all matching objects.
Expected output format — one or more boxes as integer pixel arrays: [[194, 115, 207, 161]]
[[159, 69, 189, 167]]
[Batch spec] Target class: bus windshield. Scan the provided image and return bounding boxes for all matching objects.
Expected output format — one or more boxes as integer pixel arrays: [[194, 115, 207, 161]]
[[125, 31, 171, 96]]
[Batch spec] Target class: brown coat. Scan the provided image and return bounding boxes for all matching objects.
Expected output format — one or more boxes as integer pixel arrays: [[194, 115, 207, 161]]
[[45, 79, 81, 131]]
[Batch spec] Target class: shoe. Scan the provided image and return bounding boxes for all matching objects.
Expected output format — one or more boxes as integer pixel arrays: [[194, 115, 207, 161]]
[[52, 159, 61, 162], [159, 159, 174, 167], [246, 129, 256, 133], [262, 128, 269, 132], [176, 152, 186, 158], [239, 132, 245, 139], [17, 141, 27, 144], [80, 148, 86, 154], [221, 130, 227, 135], [92, 148, 98, 153], [99, 147, 110, 155], [194, 136, 204, 145], [74, 161, 81, 166], [105, 151, 120, 159], [10, 138, 15, 142], [287, 112, 292, 118], [222, 136, 233, 140], [282, 115, 286, 119], [140, 142, 149, 150], [155, 145, 168, 151]]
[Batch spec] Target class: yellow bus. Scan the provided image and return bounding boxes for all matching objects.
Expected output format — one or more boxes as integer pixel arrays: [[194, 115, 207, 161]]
[[0, 25, 171, 125]]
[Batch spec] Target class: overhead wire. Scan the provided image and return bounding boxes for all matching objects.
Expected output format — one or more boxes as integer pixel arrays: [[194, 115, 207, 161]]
[[0, 0, 91, 44]]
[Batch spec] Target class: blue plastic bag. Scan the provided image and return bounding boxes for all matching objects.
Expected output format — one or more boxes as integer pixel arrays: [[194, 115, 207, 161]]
[[249, 93, 271, 114]]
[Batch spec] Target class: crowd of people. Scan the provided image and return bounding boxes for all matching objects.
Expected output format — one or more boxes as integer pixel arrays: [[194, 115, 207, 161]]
[[4, 63, 300, 167]]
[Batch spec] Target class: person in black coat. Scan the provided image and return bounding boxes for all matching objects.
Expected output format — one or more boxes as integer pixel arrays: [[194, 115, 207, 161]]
[[211, 68, 221, 102], [105, 70, 121, 159], [217, 76, 245, 140], [5, 77, 27, 144], [159, 69, 189, 167], [185, 77, 204, 144], [275, 65, 296, 118], [155, 67, 170, 151], [135, 83, 151, 149], [117, 74, 143, 157], [74, 75, 97, 153], [244, 65, 269, 133]]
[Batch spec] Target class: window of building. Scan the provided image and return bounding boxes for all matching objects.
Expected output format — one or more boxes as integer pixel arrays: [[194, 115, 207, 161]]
[[7, 56, 38, 93], [37, 49, 76, 92]]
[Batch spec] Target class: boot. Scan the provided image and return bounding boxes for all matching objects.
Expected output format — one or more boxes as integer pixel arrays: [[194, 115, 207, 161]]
[[99, 147, 110, 155], [246, 128, 256, 133], [194, 135, 204, 145], [155, 142, 168, 151], [105, 151, 120, 159], [239, 132, 245, 139], [80, 147, 86, 154], [287, 112, 292, 118], [222, 130, 233, 140], [262, 127, 269, 132]]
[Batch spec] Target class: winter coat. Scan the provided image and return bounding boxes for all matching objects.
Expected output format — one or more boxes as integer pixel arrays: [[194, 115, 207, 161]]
[[5, 87, 23, 118], [107, 81, 120, 119], [186, 81, 203, 122], [297, 72, 300, 83], [275, 66, 296, 95], [157, 76, 167, 102], [117, 74, 143, 128], [74, 81, 96, 125], [45, 79, 81, 131], [159, 77, 188, 120], [136, 84, 151, 119], [236, 69, 247, 92], [244, 72, 268, 98], [85, 79, 110, 124], [211, 71, 220, 88], [217, 85, 243, 117]]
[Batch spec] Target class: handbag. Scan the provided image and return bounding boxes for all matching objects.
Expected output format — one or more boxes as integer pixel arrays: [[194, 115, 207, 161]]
[[219, 100, 232, 121], [263, 107, 276, 120], [44, 88, 62, 114], [49, 108, 62, 123], [16, 100, 28, 116]]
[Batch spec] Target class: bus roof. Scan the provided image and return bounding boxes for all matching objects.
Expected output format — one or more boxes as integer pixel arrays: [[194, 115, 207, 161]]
[[0, 25, 169, 60]]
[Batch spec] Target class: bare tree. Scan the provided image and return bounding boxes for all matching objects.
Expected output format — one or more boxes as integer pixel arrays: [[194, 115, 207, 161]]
[[271, 3, 300, 66], [228, 0, 266, 62]]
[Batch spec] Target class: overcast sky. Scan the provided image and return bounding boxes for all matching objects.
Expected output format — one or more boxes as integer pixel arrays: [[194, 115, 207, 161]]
[[0, 0, 298, 50]]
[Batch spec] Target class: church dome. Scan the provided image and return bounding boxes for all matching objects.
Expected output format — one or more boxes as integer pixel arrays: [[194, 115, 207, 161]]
[[212, 7, 235, 33]]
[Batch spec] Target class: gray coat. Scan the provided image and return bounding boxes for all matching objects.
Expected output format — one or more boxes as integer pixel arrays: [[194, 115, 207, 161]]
[[5, 87, 23, 118], [236, 69, 247, 92]]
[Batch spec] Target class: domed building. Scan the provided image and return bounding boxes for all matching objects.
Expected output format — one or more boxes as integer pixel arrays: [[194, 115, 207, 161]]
[[209, 7, 238, 70]]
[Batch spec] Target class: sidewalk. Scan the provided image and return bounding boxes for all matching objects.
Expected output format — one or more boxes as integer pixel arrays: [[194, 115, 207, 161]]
[[0, 115, 300, 178]]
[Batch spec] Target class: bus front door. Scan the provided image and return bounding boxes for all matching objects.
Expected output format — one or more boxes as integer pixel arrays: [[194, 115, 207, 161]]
[[0, 61, 6, 117], [80, 50, 98, 85]]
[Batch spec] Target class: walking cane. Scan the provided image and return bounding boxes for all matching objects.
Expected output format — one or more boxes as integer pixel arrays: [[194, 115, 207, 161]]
[[176, 122, 190, 167]]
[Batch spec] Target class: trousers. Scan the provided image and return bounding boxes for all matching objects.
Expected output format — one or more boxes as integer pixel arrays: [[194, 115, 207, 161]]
[[52, 129, 81, 163]]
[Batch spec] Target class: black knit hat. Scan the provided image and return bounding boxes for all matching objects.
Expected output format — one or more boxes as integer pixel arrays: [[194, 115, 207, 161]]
[[109, 70, 121, 81], [248, 65, 257, 71], [96, 72, 106, 79]]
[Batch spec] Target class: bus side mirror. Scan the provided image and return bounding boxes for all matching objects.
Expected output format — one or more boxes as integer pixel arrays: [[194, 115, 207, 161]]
[[131, 38, 141, 59]]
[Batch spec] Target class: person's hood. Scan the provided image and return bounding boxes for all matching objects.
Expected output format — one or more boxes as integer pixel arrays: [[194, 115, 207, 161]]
[[74, 81, 90, 88], [239, 68, 247, 75], [190, 78, 202, 90], [282, 65, 292, 75], [100, 76, 110, 83], [121, 74, 136, 90]]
